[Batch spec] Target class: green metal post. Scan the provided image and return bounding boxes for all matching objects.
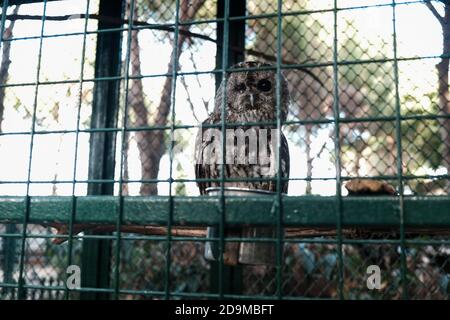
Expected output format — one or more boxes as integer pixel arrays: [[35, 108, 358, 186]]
[[65, 0, 91, 301], [0, 0, 16, 299], [209, 0, 246, 297], [215, 0, 246, 84], [333, 0, 344, 300], [275, 0, 283, 299], [80, 0, 124, 300], [2, 225, 16, 298], [17, 0, 47, 300], [392, 0, 408, 299]]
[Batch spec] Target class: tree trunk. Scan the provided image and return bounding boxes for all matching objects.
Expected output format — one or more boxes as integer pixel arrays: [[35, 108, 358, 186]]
[[0, 5, 19, 299], [129, 0, 205, 195], [0, 6, 19, 132]]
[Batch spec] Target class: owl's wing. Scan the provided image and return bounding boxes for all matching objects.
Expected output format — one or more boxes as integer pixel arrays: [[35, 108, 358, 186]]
[[195, 118, 214, 195], [280, 132, 290, 194]]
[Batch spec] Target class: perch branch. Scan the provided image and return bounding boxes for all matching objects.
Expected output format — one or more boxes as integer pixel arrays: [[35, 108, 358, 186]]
[[45, 223, 450, 245], [45, 223, 206, 244]]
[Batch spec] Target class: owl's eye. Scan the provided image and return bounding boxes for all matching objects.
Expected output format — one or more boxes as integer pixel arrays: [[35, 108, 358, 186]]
[[257, 79, 272, 92], [235, 83, 246, 92]]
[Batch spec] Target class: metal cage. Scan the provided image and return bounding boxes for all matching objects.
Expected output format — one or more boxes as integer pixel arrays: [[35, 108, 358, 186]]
[[0, 0, 449, 300]]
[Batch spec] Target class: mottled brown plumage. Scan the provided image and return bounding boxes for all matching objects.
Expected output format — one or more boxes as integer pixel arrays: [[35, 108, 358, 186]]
[[195, 61, 290, 194]]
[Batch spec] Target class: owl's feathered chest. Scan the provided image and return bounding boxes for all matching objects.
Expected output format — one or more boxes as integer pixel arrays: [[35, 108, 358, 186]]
[[229, 109, 275, 124], [194, 112, 290, 194]]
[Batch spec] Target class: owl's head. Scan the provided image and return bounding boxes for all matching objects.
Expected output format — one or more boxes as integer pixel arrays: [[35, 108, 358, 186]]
[[214, 61, 290, 123]]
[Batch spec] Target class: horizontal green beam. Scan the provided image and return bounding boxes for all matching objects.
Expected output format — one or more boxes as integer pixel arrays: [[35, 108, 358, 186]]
[[0, 196, 449, 227]]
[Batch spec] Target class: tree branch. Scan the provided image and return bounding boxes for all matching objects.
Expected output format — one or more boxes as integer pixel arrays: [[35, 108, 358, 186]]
[[188, 49, 210, 115], [425, 1, 445, 26], [180, 73, 200, 123], [0, 6, 20, 132], [135, 0, 207, 195], [5, 13, 327, 90]]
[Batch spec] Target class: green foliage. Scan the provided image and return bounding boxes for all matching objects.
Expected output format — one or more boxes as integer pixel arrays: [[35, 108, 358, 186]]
[[142, 0, 177, 22], [402, 93, 443, 172], [338, 21, 396, 119], [117, 240, 209, 298]]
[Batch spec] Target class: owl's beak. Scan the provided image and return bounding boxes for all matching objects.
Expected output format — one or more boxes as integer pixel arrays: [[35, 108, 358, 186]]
[[249, 94, 255, 108]]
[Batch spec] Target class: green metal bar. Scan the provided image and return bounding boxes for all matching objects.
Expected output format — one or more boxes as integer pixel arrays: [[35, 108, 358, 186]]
[[0, 280, 355, 299], [0, 0, 426, 43], [215, 0, 245, 72], [164, 0, 181, 301], [209, 0, 245, 298], [275, 0, 283, 299], [226, 1, 245, 296], [0, 0, 428, 35], [0, 196, 448, 226], [0, 0, 16, 300], [2, 224, 16, 298], [2, 28, 128, 42], [0, 111, 449, 138], [0, 0, 447, 301], [80, 0, 124, 300], [333, 0, 344, 300], [64, 0, 91, 301], [113, 0, 136, 299], [392, 0, 408, 299], [0, 281, 337, 299], [218, 0, 230, 300], [16, 0, 47, 300], [112, 0, 135, 300], [0, 173, 448, 188], [1, 52, 450, 93]]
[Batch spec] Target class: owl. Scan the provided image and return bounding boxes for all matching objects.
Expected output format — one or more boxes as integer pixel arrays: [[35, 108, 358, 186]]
[[195, 61, 290, 194]]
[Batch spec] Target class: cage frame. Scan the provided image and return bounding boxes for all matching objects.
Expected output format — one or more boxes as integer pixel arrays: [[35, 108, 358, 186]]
[[0, 0, 448, 300]]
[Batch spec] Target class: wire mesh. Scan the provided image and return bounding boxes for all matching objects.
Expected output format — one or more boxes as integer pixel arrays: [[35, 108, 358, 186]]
[[0, 0, 449, 300]]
